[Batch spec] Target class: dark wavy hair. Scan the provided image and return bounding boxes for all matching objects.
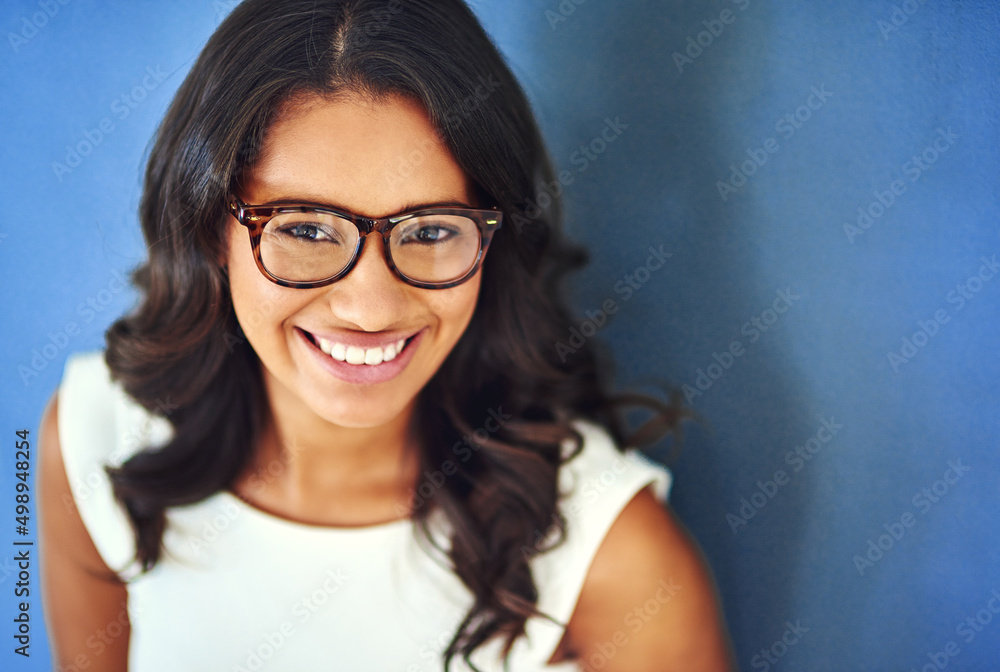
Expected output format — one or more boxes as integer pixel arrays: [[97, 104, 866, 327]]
[[104, 0, 687, 669]]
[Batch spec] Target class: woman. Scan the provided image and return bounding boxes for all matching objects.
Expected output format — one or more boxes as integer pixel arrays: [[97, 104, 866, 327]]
[[38, 0, 734, 670]]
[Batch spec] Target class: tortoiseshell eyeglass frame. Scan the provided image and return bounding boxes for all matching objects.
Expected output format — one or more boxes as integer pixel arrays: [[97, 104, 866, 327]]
[[226, 195, 503, 290]]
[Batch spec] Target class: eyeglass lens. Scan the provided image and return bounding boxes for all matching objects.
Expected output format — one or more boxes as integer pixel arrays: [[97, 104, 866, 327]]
[[259, 210, 483, 284]]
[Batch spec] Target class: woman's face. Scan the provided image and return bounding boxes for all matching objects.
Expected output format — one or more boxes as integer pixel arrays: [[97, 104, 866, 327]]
[[225, 92, 482, 429]]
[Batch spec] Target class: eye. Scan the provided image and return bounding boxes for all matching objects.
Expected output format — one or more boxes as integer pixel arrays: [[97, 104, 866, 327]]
[[396, 222, 460, 244], [273, 220, 341, 243], [415, 225, 453, 242]]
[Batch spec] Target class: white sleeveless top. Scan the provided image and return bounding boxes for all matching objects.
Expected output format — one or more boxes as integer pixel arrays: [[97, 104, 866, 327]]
[[57, 351, 672, 672]]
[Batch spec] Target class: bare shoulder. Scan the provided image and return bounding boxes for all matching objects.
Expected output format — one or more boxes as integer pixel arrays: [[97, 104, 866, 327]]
[[38, 391, 130, 671], [563, 484, 735, 671]]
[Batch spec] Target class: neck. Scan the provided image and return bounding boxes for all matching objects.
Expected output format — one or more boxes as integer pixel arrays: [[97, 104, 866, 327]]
[[232, 371, 422, 526]]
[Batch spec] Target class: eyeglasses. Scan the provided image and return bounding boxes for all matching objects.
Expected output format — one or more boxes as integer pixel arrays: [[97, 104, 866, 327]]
[[227, 195, 503, 289]]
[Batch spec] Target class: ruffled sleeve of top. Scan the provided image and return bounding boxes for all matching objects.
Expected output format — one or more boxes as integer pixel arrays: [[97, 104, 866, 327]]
[[496, 419, 674, 669], [56, 351, 174, 581]]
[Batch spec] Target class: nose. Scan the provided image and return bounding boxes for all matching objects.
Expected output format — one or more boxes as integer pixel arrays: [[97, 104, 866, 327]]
[[321, 235, 410, 331]]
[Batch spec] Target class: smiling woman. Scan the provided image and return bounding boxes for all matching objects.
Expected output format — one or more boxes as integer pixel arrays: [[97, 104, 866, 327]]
[[37, 1, 733, 670], [226, 93, 488, 430]]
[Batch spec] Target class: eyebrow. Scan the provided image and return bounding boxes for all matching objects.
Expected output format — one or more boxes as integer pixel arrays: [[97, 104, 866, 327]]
[[263, 196, 475, 216]]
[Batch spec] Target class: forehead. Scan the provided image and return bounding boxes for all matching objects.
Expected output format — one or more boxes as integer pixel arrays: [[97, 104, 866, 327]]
[[242, 91, 474, 216]]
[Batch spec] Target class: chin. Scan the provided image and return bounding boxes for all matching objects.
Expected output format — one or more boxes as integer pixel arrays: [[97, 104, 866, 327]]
[[314, 399, 411, 430], [298, 367, 424, 429]]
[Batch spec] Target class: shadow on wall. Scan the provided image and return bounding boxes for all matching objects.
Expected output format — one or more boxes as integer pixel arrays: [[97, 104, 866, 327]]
[[502, 0, 827, 663]]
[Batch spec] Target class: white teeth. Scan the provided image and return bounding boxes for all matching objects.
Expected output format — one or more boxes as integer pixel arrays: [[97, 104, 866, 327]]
[[314, 335, 411, 366]]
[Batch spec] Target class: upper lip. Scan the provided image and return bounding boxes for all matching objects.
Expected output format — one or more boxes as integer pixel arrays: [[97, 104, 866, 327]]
[[299, 326, 423, 350]]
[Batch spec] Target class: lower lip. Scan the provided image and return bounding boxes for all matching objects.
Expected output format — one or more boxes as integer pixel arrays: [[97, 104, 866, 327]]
[[296, 327, 426, 385]]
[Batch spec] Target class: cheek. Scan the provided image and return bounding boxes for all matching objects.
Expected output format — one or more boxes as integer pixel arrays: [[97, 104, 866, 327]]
[[432, 275, 482, 337], [226, 225, 297, 339]]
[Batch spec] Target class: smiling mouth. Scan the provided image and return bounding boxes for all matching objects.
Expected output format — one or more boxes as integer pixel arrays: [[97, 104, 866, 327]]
[[300, 329, 419, 366]]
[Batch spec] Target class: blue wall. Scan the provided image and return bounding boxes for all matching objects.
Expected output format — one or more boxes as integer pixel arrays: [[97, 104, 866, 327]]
[[2, 1, 997, 670]]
